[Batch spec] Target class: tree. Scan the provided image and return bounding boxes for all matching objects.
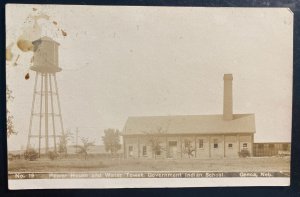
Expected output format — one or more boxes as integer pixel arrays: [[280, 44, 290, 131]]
[[239, 149, 250, 158], [75, 137, 95, 160], [102, 128, 121, 156], [145, 127, 166, 159], [6, 86, 17, 137], [183, 139, 195, 158], [48, 151, 59, 160], [58, 129, 73, 157], [24, 148, 38, 161]]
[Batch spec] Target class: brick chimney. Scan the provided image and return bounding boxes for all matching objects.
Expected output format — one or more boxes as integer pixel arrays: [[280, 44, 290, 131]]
[[223, 74, 233, 120]]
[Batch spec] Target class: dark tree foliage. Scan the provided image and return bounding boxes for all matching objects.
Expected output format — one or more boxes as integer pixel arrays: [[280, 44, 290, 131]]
[[58, 129, 73, 157], [6, 86, 17, 137], [239, 149, 250, 158], [183, 139, 195, 158], [24, 148, 38, 161], [75, 137, 95, 160], [48, 151, 59, 160], [145, 127, 166, 159]]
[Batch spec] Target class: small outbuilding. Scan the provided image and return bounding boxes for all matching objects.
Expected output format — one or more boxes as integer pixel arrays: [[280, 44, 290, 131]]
[[253, 142, 291, 157]]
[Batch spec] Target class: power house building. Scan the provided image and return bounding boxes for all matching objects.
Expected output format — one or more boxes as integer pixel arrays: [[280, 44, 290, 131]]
[[122, 74, 256, 159]]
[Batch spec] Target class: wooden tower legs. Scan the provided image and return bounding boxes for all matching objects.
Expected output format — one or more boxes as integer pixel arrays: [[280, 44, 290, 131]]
[[26, 72, 65, 157]]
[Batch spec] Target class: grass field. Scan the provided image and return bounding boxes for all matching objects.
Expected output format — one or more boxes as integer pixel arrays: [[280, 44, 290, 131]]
[[8, 156, 290, 172]]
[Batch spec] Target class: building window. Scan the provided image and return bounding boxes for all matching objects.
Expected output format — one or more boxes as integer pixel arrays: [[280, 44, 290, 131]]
[[228, 143, 233, 148], [213, 139, 218, 148], [243, 143, 248, 149], [128, 146, 133, 157], [199, 139, 204, 149], [142, 146, 147, 156]]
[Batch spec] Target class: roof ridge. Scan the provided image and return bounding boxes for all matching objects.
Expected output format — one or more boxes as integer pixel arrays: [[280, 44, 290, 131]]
[[123, 113, 256, 135]]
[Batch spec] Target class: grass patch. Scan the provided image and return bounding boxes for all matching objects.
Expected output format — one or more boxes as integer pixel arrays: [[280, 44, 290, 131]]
[[8, 156, 290, 173]]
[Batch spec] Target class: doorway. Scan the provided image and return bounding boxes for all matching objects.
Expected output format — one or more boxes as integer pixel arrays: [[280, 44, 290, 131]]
[[168, 141, 178, 158]]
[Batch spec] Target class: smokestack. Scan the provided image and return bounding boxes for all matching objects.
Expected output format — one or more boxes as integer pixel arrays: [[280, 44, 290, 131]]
[[223, 74, 233, 120]]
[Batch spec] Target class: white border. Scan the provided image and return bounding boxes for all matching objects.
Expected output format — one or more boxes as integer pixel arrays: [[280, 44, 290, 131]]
[[9, 178, 290, 190]]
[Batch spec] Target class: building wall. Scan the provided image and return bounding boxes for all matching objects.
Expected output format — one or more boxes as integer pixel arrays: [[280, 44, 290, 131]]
[[123, 133, 253, 159], [124, 136, 139, 159], [210, 135, 225, 158], [225, 135, 239, 158], [253, 143, 291, 157], [166, 136, 181, 159], [181, 136, 197, 159], [137, 137, 153, 159], [195, 136, 210, 159], [239, 134, 253, 155]]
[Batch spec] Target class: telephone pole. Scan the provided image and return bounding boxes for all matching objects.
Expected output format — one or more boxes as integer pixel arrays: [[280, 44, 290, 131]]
[[76, 127, 79, 153]]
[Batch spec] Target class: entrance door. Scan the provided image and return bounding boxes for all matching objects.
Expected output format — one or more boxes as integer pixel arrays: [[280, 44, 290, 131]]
[[168, 141, 178, 158]]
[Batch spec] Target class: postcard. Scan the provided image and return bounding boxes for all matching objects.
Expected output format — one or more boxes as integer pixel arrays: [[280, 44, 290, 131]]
[[6, 4, 293, 189]]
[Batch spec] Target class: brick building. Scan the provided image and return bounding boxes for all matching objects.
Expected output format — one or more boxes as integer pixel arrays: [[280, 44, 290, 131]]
[[122, 74, 256, 159]]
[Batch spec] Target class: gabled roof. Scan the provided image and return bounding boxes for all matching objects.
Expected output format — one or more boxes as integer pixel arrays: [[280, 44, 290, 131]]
[[123, 114, 255, 135]]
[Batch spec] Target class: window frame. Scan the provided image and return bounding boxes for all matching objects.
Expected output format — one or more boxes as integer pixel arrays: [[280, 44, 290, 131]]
[[128, 145, 133, 157], [142, 145, 147, 156], [213, 139, 218, 149], [199, 139, 204, 149]]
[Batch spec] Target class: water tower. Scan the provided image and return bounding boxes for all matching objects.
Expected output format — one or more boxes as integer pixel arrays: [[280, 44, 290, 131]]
[[26, 36, 65, 157]]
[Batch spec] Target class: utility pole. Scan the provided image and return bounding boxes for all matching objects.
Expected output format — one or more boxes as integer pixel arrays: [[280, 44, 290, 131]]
[[76, 127, 79, 153]]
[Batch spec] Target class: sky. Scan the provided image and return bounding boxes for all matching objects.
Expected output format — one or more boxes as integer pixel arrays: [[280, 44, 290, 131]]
[[6, 4, 293, 151]]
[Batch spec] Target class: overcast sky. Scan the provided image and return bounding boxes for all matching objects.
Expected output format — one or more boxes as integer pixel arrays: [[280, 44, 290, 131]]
[[6, 5, 293, 150]]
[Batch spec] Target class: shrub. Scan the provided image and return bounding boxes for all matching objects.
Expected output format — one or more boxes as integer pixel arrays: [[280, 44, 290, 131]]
[[48, 151, 59, 160], [239, 149, 250, 158], [8, 153, 13, 161], [24, 149, 38, 161]]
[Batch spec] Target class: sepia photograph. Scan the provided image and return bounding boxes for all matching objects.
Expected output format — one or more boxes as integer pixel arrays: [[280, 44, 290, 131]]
[[5, 4, 293, 189]]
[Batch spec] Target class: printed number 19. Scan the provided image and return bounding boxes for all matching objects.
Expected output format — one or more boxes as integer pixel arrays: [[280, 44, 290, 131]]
[[28, 173, 35, 179]]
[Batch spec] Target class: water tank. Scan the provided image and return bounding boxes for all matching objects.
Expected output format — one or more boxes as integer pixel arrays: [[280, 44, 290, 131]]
[[30, 36, 62, 73]]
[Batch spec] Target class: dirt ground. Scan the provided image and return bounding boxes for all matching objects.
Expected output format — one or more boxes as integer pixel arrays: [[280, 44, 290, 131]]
[[8, 156, 290, 173]]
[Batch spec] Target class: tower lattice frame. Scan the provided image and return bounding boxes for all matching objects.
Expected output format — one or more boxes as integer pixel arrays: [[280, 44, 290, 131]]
[[27, 72, 65, 156]]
